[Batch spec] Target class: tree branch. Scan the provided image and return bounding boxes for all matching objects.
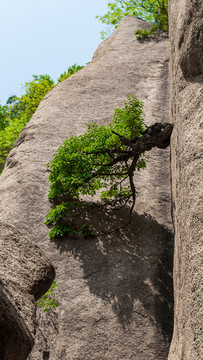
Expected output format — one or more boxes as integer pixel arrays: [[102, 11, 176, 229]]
[[112, 130, 136, 150], [86, 123, 173, 183], [112, 123, 173, 153]]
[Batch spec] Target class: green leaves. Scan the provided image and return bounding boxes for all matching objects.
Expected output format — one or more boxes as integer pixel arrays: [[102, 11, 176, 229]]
[[0, 65, 84, 174], [47, 95, 146, 201], [135, 25, 158, 39], [0, 104, 9, 131], [0, 114, 28, 172], [16, 75, 55, 119], [96, 0, 168, 39], [48, 224, 78, 239], [46, 95, 148, 238], [36, 281, 59, 312], [57, 64, 84, 83], [112, 95, 144, 138], [0, 75, 55, 174]]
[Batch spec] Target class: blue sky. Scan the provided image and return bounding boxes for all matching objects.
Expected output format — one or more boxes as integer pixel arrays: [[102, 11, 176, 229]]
[[0, 0, 109, 104]]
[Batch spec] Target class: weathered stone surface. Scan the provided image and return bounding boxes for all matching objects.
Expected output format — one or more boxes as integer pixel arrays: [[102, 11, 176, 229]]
[[168, 1, 203, 359], [0, 222, 55, 360], [0, 17, 173, 359]]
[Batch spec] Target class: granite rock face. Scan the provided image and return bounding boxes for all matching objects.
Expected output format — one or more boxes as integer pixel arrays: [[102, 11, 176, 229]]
[[0, 17, 173, 359], [168, 1, 203, 359], [0, 222, 55, 360]]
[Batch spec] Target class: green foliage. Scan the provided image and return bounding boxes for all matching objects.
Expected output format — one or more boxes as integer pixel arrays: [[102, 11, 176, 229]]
[[57, 64, 84, 83], [48, 224, 78, 239], [46, 223, 96, 239], [0, 104, 9, 131], [96, 0, 168, 39], [45, 201, 96, 238], [36, 281, 59, 312], [46, 95, 147, 238], [0, 114, 28, 171], [0, 75, 55, 173], [0, 65, 84, 173], [13, 75, 55, 120], [135, 24, 157, 39]]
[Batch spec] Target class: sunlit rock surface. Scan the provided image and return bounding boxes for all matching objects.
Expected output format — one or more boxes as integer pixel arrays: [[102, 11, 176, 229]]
[[0, 16, 173, 359]]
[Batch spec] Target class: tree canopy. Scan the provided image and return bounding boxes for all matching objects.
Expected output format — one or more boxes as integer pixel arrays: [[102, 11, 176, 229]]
[[45, 95, 173, 239], [0, 75, 55, 172], [57, 64, 84, 83], [0, 65, 83, 173], [96, 0, 168, 39], [0, 104, 9, 131]]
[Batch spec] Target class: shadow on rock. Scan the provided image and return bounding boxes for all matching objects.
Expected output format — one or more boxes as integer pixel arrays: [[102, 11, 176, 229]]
[[0, 283, 33, 360], [52, 203, 174, 340]]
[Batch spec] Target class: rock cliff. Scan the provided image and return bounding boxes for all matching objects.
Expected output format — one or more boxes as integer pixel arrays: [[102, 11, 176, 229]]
[[0, 17, 173, 359], [168, 1, 203, 359]]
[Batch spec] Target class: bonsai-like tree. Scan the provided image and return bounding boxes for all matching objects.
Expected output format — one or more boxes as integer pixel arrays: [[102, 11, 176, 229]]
[[45, 95, 172, 239]]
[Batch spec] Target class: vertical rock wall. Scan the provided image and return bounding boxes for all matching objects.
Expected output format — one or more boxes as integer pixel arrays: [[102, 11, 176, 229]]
[[168, 1, 203, 359], [0, 17, 173, 359]]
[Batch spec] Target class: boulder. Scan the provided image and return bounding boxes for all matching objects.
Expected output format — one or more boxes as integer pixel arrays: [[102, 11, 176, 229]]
[[168, 1, 203, 359], [0, 16, 173, 359], [0, 222, 55, 360]]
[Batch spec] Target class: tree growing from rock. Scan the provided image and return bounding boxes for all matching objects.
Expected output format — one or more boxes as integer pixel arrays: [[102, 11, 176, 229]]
[[97, 0, 168, 39], [45, 95, 173, 238]]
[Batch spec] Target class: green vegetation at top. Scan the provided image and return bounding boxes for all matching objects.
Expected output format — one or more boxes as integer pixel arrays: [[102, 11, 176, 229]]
[[0, 64, 84, 173], [45, 95, 173, 238], [96, 0, 168, 39]]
